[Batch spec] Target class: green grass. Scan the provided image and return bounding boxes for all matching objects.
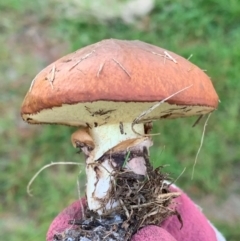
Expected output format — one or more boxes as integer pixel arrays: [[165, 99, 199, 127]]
[[1, 0, 240, 240]]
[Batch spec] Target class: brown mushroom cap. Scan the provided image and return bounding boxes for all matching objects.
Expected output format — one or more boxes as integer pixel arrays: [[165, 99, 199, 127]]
[[21, 39, 218, 127]]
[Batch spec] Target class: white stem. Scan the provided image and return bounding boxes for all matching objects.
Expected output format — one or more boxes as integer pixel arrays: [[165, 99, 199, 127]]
[[89, 123, 145, 160], [86, 122, 148, 213]]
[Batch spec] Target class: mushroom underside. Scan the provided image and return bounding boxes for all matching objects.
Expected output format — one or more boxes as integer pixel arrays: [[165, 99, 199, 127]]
[[22, 100, 214, 126]]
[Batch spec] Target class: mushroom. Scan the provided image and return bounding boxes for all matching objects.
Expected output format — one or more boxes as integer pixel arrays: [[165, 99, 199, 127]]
[[21, 39, 218, 215]]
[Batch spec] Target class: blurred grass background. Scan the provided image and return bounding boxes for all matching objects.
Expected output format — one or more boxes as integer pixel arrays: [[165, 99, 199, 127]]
[[1, 0, 240, 240]]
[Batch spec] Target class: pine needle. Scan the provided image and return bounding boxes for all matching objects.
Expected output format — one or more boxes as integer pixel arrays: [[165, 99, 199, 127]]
[[191, 113, 211, 180]]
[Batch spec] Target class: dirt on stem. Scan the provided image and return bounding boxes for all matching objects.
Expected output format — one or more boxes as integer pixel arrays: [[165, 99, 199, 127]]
[[53, 147, 182, 241]]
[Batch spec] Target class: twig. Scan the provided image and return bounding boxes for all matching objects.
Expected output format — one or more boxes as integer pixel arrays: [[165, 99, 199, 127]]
[[164, 51, 178, 63], [97, 62, 105, 77], [69, 50, 95, 71], [27, 162, 82, 196], [187, 54, 193, 60], [168, 167, 186, 187], [148, 50, 177, 64], [192, 115, 203, 127], [191, 113, 211, 179], [112, 58, 131, 78], [77, 178, 85, 220], [119, 199, 130, 219], [156, 192, 181, 201], [29, 77, 36, 92], [132, 85, 193, 135], [133, 85, 192, 124], [130, 201, 155, 209], [87, 161, 113, 175], [49, 64, 56, 89]]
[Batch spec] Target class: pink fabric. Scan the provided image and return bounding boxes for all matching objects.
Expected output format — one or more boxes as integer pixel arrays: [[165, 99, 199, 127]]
[[46, 187, 217, 241], [131, 225, 177, 241], [161, 186, 217, 241], [47, 199, 86, 240]]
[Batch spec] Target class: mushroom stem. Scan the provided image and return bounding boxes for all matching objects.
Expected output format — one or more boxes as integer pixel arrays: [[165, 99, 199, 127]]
[[89, 123, 145, 160], [72, 123, 153, 214]]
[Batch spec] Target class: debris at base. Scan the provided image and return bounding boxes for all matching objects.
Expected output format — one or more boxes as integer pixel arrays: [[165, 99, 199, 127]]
[[54, 148, 181, 241]]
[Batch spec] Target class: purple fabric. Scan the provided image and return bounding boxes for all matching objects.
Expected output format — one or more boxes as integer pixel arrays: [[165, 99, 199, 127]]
[[46, 187, 217, 241]]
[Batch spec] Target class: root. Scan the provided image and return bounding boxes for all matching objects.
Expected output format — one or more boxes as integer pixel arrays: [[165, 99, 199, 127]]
[[27, 161, 82, 196], [191, 113, 211, 179]]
